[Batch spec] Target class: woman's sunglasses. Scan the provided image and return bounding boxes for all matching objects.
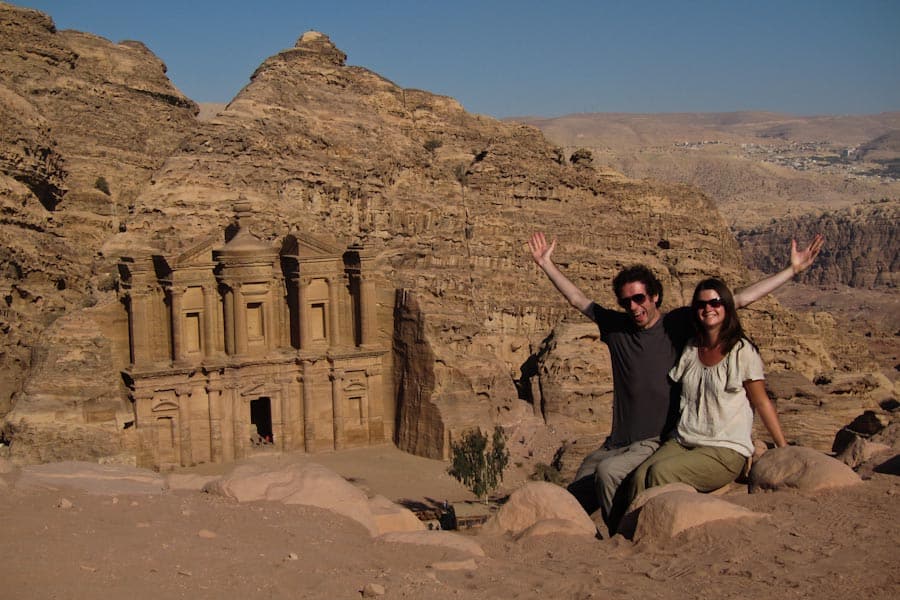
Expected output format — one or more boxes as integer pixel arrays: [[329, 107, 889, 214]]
[[693, 298, 725, 309]]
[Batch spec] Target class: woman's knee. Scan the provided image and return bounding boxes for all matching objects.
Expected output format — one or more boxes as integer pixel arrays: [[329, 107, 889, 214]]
[[645, 460, 682, 487]]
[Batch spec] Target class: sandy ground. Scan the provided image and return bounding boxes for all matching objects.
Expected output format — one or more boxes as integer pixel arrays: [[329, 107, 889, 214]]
[[1, 445, 898, 600]]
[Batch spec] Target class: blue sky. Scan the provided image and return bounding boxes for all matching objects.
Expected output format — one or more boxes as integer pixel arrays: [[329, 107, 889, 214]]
[[12, 0, 900, 118]]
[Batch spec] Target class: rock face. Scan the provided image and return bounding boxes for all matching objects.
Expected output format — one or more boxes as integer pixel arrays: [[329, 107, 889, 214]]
[[0, 4, 876, 466], [0, 2, 198, 420], [737, 202, 899, 289]]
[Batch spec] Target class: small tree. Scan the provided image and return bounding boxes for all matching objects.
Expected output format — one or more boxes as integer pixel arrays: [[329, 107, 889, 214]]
[[94, 176, 111, 195], [423, 137, 443, 155], [569, 148, 594, 168], [448, 426, 509, 502]]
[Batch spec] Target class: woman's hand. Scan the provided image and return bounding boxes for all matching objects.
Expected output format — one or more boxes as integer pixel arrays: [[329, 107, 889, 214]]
[[791, 234, 825, 275]]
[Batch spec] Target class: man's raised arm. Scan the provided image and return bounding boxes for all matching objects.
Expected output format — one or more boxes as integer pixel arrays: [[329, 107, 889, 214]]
[[529, 232, 594, 317], [734, 234, 824, 308]]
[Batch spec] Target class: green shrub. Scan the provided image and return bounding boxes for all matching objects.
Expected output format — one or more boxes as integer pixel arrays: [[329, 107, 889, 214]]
[[424, 138, 443, 154], [448, 426, 509, 501], [530, 462, 565, 485]]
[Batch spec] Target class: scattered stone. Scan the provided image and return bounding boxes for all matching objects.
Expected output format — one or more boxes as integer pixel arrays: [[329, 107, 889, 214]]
[[56, 497, 73, 509], [750, 446, 862, 492], [286, 553, 299, 561], [633, 491, 768, 542], [361, 582, 385, 597], [481, 481, 596, 538]]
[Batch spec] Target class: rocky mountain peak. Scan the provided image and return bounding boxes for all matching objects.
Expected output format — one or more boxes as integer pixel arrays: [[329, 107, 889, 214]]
[[295, 30, 346, 64]]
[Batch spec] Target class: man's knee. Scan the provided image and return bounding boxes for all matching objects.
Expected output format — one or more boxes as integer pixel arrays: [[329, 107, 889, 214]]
[[594, 458, 625, 488]]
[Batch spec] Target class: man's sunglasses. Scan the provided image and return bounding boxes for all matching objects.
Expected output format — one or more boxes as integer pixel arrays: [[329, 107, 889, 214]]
[[617, 293, 649, 309], [693, 298, 725, 309]]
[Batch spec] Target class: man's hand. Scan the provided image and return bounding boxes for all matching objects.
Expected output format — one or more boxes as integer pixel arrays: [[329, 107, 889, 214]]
[[791, 234, 825, 275], [529, 232, 557, 267]]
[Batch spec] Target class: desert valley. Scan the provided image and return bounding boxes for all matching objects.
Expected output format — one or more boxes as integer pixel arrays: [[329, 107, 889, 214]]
[[0, 3, 897, 599]]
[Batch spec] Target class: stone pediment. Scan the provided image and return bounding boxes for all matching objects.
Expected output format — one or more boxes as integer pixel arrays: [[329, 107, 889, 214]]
[[168, 234, 219, 268], [281, 232, 343, 260]]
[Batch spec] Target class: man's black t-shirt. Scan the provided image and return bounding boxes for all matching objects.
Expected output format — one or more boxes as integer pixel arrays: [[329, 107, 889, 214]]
[[591, 304, 694, 448]]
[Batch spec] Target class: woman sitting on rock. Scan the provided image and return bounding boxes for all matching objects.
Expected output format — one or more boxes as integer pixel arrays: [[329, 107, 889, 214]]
[[625, 277, 787, 504]]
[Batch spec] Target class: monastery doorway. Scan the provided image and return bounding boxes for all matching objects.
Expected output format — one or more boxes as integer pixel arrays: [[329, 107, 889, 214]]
[[250, 397, 274, 445], [156, 416, 177, 465]]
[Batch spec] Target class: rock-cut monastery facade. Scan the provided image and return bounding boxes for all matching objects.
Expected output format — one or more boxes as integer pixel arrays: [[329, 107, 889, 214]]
[[117, 201, 387, 470]]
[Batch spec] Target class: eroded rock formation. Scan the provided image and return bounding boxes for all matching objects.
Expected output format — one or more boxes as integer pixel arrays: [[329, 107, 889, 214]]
[[737, 202, 899, 289]]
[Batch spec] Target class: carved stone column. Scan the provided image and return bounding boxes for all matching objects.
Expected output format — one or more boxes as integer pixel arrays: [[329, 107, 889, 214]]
[[302, 361, 314, 452], [128, 290, 152, 368], [221, 382, 237, 462], [207, 379, 223, 463], [175, 385, 192, 466], [327, 276, 342, 349], [264, 282, 277, 352], [365, 365, 384, 443], [231, 383, 245, 459], [359, 274, 378, 347], [233, 282, 248, 356], [296, 277, 308, 351], [202, 285, 219, 357], [277, 375, 293, 450], [330, 369, 344, 450], [223, 286, 235, 355], [170, 287, 185, 364]]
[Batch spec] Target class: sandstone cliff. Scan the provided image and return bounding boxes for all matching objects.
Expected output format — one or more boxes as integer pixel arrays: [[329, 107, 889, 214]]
[[0, 2, 199, 415], [738, 202, 899, 289], [0, 6, 879, 465]]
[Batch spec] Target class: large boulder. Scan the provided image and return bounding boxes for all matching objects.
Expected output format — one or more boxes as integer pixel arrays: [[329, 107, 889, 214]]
[[749, 446, 862, 492], [616, 482, 697, 538], [632, 488, 768, 542], [481, 481, 596, 539]]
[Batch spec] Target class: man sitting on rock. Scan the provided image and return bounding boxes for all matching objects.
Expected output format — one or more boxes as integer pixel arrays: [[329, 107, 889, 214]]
[[527, 232, 823, 534]]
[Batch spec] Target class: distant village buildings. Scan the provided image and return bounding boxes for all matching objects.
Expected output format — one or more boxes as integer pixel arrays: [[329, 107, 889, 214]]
[[118, 200, 387, 470]]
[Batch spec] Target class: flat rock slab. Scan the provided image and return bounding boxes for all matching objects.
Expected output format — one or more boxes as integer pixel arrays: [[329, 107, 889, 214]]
[[750, 446, 862, 492], [16, 461, 167, 495], [206, 462, 423, 537], [379, 530, 485, 557]]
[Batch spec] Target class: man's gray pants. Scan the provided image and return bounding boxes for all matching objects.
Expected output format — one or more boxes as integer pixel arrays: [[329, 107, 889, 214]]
[[568, 438, 660, 525]]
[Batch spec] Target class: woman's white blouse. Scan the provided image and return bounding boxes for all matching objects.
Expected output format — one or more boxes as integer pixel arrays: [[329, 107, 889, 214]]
[[668, 338, 764, 457]]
